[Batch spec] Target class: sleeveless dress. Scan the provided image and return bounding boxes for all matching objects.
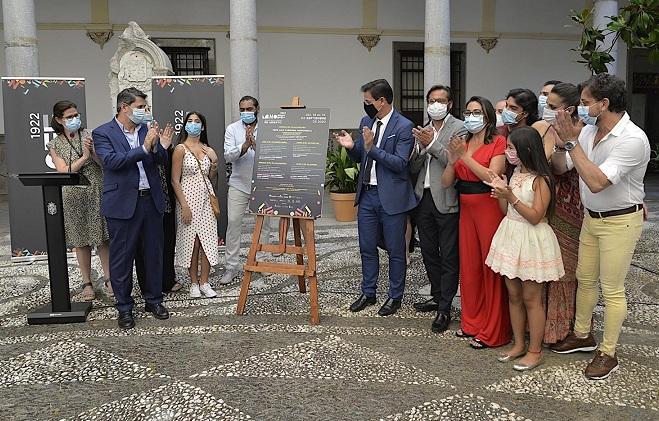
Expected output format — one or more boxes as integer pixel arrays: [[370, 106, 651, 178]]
[[174, 147, 219, 267], [486, 169, 565, 282], [47, 130, 108, 248]]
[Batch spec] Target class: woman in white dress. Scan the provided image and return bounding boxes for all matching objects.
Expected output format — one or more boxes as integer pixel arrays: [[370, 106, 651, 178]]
[[485, 126, 565, 371], [171, 111, 220, 298]]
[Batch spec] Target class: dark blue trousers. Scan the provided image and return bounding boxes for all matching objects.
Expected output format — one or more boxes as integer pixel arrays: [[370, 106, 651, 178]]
[[358, 187, 407, 300], [107, 195, 164, 313]]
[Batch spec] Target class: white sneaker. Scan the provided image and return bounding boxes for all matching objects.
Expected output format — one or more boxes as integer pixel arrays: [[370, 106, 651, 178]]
[[190, 283, 201, 298], [418, 283, 431, 296], [199, 283, 217, 298], [219, 269, 236, 285]]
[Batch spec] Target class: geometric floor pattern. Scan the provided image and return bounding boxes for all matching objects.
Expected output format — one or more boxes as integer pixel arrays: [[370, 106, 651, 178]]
[[191, 335, 451, 387], [65, 381, 252, 420], [380, 394, 532, 421], [0, 198, 657, 420], [486, 358, 659, 412], [0, 340, 168, 388]]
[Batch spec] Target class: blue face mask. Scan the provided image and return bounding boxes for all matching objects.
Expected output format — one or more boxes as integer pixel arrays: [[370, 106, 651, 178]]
[[143, 112, 153, 123], [578, 105, 599, 126], [185, 121, 203, 137], [241, 111, 256, 124], [501, 108, 520, 126], [464, 115, 486, 133], [538, 94, 548, 116], [64, 115, 81, 132], [128, 106, 146, 125]]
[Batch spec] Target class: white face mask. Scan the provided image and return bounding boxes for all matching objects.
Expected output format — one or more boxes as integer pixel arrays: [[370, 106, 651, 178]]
[[427, 102, 448, 121], [496, 113, 504, 128], [542, 107, 558, 124]]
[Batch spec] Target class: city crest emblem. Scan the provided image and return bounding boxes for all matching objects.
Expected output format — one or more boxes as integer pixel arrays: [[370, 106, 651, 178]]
[[46, 202, 57, 216]]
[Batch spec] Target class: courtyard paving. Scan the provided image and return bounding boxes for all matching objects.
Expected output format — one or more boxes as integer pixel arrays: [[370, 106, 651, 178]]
[[0, 195, 657, 421]]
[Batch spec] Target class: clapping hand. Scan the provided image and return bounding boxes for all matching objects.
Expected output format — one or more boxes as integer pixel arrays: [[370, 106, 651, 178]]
[[412, 125, 434, 148], [362, 126, 375, 152], [83, 137, 94, 158], [201, 145, 218, 165], [484, 170, 511, 199], [81, 139, 92, 160], [447, 135, 467, 160], [553, 110, 583, 148], [332, 130, 354, 150], [144, 121, 160, 151], [159, 123, 174, 149]]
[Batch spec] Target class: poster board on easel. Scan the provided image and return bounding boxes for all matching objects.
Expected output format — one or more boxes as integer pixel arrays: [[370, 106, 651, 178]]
[[236, 98, 330, 325]]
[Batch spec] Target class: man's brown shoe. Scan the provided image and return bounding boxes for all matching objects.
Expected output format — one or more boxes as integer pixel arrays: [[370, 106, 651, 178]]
[[584, 351, 619, 380], [550, 332, 598, 354]]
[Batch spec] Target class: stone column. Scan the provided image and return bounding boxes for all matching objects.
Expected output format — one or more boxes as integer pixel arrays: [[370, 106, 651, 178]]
[[2, 0, 39, 76], [424, 0, 450, 93], [593, 0, 619, 74], [230, 0, 258, 121]]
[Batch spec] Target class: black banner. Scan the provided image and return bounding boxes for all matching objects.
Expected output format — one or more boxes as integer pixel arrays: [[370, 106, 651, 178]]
[[151, 76, 227, 243], [249, 108, 330, 219], [1, 78, 87, 260]]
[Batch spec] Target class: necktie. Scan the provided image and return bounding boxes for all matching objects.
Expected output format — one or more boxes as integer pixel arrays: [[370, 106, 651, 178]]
[[362, 120, 383, 185]]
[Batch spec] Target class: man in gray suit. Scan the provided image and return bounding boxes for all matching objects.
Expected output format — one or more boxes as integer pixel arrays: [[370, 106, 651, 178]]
[[409, 85, 466, 333]]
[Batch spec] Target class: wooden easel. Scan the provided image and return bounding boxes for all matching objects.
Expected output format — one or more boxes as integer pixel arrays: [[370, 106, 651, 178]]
[[236, 215, 319, 324], [236, 96, 321, 325]]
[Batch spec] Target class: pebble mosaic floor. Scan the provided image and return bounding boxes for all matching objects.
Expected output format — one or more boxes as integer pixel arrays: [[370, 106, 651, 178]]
[[0, 201, 657, 420]]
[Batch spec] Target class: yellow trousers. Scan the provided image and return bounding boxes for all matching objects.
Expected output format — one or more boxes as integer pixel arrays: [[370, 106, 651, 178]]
[[574, 210, 643, 356]]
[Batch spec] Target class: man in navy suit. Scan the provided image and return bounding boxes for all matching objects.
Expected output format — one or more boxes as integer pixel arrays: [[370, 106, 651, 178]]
[[93, 87, 173, 329], [334, 79, 418, 316]]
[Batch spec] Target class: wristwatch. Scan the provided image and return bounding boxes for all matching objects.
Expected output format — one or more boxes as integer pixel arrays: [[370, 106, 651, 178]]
[[564, 140, 577, 151]]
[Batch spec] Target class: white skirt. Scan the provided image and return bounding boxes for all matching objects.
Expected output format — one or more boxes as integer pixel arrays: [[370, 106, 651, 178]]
[[485, 215, 565, 282]]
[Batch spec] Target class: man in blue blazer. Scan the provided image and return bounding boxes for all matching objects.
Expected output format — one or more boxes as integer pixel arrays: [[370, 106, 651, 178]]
[[93, 87, 173, 329], [334, 79, 418, 316]]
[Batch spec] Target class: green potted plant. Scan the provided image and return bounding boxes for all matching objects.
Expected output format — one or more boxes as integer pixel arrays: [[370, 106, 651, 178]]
[[325, 146, 360, 221]]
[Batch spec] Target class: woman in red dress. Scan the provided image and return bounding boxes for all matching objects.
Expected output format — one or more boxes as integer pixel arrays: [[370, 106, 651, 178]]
[[442, 96, 511, 348]]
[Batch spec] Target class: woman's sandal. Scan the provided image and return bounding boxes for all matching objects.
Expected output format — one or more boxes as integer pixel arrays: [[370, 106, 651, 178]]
[[497, 350, 526, 362], [81, 282, 95, 301], [455, 329, 474, 338], [513, 350, 544, 371], [469, 338, 490, 349], [103, 278, 114, 297], [169, 282, 184, 292]]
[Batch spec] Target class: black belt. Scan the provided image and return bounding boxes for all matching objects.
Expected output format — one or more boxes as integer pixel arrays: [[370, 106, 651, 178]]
[[455, 180, 490, 195], [363, 184, 378, 190], [587, 204, 643, 219], [138, 189, 151, 197]]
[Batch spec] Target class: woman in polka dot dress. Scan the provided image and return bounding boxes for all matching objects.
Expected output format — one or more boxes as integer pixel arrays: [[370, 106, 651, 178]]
[[171, 111, 219, 298]]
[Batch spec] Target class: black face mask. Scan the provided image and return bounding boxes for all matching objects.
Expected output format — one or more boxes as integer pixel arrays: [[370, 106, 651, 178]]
[[364, 101, 379, 119]]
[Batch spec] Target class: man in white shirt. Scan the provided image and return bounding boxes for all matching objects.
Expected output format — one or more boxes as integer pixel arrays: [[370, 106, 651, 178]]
[[550, 73, 650, 380], [221, 96, 271, 284]]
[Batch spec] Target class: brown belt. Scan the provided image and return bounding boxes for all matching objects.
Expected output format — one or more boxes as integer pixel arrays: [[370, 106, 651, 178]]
[[587, 204, 643, 219]]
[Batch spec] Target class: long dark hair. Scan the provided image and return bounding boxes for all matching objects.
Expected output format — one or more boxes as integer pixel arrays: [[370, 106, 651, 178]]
[[175, 111, 209, 145], [465, 96, 497, 144], [507, 88, 539, 126], [509, 126, 555, 216], [51, 100, 81, 135], [550, 82, 579, 120]]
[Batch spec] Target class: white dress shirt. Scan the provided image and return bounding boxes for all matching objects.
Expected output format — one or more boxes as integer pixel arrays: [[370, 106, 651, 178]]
[[116, 118, 150, 190], [423, 123, 442, 189], [369, 108, 394, 185], [224, 119, 258, 194], [566, 112, 650, 212]]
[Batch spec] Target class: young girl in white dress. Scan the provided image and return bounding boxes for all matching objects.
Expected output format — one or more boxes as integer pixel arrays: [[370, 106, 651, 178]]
[[485, 126, 565, 371], [171, 111, 220, 299]]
